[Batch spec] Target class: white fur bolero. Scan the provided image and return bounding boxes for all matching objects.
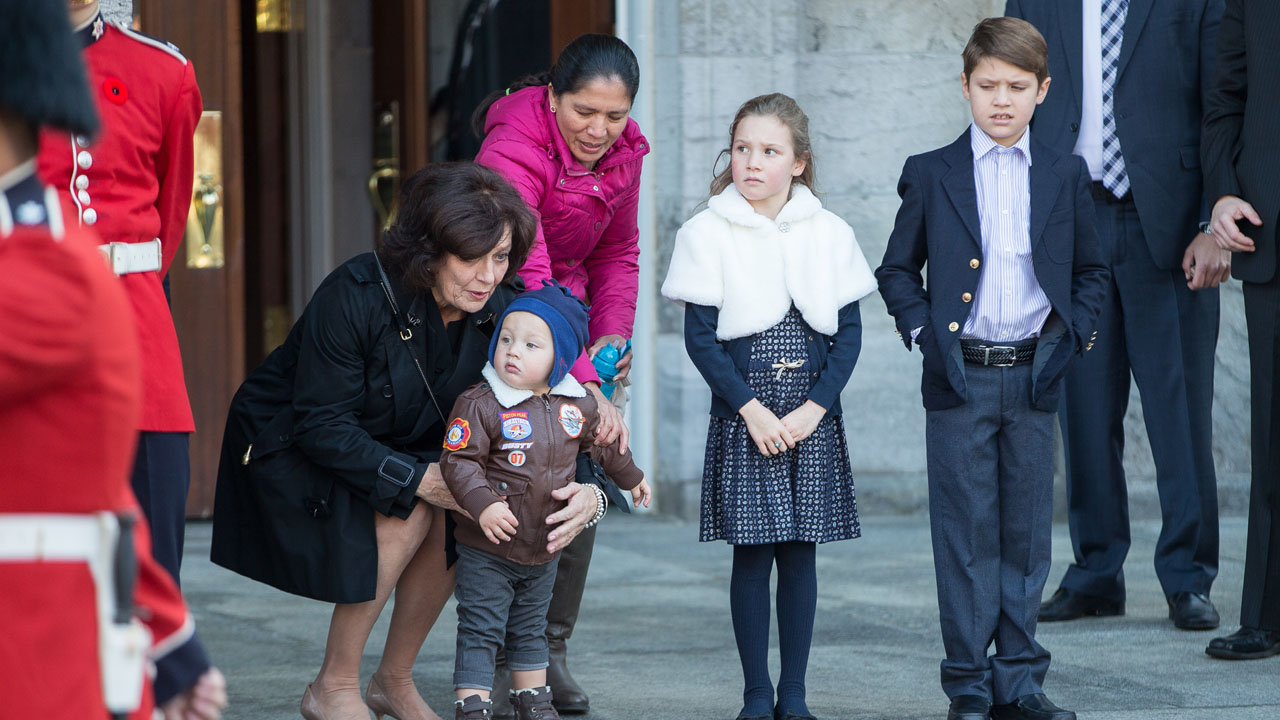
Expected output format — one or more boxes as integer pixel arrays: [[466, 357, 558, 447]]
[[660, 184, 878, 340]]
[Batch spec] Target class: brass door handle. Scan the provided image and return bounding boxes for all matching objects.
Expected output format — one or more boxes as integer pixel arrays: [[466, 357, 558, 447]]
[[368, 164, 399, 231], [185, 111, 225, 269]]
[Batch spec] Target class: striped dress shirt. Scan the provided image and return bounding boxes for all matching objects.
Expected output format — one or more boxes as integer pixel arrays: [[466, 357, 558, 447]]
[[963, 124, 1051, 342]]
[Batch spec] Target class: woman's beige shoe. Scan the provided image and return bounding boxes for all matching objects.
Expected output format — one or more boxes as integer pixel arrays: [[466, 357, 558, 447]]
[[364, 672, 442, 720], [301, 683, 375, 720]]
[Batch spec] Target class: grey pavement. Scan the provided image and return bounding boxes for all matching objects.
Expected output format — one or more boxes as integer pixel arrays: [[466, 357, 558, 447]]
[[182, 514, 1279, 720]]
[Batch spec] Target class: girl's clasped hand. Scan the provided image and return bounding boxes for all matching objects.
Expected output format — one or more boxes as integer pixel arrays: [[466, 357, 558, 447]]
[[740, 398, 828, 455]]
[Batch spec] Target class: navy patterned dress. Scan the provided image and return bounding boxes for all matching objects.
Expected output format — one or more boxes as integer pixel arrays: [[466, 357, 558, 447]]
[[700, 307, 861, 545]]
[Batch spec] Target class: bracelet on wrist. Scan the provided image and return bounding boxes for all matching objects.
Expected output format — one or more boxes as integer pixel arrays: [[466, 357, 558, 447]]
[[583, 484, 608, 529]]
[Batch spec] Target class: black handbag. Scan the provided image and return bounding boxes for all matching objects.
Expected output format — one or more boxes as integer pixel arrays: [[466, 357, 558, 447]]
[[575, 451, 631, 514]]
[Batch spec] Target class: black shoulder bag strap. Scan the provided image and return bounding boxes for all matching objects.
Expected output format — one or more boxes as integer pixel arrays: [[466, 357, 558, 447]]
[[373, 253, 447, 423]]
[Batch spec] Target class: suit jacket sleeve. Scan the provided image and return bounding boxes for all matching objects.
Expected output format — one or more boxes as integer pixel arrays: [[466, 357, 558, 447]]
[[875, 156, 932, 349], [1069, 158, 1110, 351], [1202, 0, 1246, 202], [439, 393, 501, 523], [155, 60, 202, 275], [684, 303, 756, 414], [806, 301, 862, 411]]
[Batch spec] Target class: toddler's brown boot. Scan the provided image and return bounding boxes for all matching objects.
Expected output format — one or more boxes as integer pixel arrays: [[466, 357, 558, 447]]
[[455, 694, 494, 720], [510, 686, 560, 720]]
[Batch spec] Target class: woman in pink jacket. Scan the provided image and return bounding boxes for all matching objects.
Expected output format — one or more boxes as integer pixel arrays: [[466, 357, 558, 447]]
[[471, 33, 649, 717]]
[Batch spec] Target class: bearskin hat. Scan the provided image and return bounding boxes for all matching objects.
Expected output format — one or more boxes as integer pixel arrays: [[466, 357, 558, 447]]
[[0, 0, 99, 138]]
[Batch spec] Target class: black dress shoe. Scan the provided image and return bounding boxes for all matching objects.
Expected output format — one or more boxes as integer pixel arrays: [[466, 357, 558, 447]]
[[1167, 591, 1220, 630], [1038, 588, 1123, 622], [948, 694, 991, 720], [774, 709, 817, 720], [1205, 626, 1280, 660], [990, 694, 1075, 720]]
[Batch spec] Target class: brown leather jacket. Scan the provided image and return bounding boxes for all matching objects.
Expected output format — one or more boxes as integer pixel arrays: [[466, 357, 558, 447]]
[[441, 365, 643, 566]]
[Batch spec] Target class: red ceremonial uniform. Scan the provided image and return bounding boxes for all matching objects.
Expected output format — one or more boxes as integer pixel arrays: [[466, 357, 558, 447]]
[[0, 169, 210, 718], [36, 14, 202, 432]]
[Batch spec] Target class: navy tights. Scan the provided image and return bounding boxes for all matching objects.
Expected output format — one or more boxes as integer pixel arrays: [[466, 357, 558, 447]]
[[730, 541, 817, 717]]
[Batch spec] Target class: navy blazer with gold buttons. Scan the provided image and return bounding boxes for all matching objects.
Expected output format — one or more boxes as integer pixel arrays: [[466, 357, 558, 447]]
[[875, 130, 1110, 412]]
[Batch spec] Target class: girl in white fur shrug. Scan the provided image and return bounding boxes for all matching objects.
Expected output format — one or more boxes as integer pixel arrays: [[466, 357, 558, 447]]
[[660, 93, 876, 720]]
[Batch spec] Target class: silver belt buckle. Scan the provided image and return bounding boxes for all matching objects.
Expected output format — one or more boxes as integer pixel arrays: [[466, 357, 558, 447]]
[[985, 345, 1018, 367]]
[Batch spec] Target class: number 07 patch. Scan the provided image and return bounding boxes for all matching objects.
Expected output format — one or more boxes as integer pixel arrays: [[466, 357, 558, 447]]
[[443, 418, 471, 451]]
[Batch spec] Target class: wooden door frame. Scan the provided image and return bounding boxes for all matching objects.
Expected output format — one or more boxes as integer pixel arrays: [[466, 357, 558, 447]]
[[137, 0, 246, 518], [550, 0, 615, 58]]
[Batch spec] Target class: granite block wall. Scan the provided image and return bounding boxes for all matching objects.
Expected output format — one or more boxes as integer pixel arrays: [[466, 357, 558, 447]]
[[648, 0, 1251, 520]]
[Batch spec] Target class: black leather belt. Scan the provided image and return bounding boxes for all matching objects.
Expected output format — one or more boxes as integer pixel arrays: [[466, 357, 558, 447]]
[[960, 340, 1036, 367], [1091, 181, 1132, 204]]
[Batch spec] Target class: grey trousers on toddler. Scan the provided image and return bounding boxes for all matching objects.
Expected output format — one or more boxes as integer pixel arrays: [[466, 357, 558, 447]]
[[454, 543, 560, 690]]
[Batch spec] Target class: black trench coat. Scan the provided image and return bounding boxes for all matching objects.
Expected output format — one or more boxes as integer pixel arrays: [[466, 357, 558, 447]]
[[211, 252, 515, 603]]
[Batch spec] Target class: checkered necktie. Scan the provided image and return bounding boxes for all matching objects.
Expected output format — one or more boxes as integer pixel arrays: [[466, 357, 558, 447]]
[[1101, 0, 1130, 197]]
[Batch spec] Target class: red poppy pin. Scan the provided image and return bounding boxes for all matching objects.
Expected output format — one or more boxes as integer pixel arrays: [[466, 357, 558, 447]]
[[103, 77, 128, 105]]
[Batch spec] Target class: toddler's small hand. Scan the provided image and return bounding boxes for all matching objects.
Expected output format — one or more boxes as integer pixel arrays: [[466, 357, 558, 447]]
[[478, 502, 518, 544], [630, 478, 652, 509]]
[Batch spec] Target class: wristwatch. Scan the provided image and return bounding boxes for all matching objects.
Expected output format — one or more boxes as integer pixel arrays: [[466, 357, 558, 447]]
[[1199, 221, 1213, 236]]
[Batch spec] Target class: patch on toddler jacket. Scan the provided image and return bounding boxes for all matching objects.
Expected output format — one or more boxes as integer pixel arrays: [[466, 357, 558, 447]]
[[500, 410, 532, 441], [559, 404, 584, 438], [443, 418, 471, 451]]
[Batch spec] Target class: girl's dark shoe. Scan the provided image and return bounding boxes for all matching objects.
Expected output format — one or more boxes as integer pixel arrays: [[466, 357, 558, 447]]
[[510, 686, 560, 720]]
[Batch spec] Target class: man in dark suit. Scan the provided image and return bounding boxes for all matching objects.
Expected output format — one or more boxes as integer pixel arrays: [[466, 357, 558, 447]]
[[1201, 0, 1280, 660], [1006, 0, 1229, 631]]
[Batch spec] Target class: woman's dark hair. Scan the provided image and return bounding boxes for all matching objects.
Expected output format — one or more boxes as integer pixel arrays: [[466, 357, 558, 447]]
[[377, 163, 537, 293], [472, 33, 640, 137]]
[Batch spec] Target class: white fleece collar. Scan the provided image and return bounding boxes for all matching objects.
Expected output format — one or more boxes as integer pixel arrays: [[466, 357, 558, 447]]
[[481, 363, 587, 408], [661, 185, 878, 340], [706, 184, 824, 228]]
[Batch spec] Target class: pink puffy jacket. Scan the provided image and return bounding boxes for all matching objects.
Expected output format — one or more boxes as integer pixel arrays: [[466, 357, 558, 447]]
[[475, 86, 650, 381]]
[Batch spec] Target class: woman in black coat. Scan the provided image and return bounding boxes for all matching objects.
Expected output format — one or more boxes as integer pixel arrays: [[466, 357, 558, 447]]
[[211, 163, 606, 720]]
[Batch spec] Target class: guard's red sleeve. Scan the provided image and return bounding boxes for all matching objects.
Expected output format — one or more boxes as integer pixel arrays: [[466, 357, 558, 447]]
[[154, 60, 202, 274]]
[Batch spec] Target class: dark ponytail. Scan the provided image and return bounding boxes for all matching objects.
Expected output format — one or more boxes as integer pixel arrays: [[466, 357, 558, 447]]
[[472, 33, 640, 138]]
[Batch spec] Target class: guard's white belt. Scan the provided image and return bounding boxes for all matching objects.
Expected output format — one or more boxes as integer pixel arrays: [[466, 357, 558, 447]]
[[99, 238, 162, 275], [0, 513, 108, 562]]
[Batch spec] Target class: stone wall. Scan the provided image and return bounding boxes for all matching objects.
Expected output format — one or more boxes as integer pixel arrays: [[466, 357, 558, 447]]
[[647, 0, 1251, 520]]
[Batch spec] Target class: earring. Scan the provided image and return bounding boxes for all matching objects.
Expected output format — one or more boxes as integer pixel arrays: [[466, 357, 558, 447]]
[[550, 105, 556, 113]]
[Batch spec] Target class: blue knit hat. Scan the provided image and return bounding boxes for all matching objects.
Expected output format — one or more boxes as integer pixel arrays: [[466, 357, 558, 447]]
[[489, 280, 590, 388]]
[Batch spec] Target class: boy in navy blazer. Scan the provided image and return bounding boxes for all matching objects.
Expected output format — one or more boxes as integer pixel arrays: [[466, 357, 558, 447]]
[[876, 18, 1108, 720]]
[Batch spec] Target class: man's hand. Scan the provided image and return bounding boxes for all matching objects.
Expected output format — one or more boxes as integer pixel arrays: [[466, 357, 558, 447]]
[[1209, 195, 1263, 252], [1182, 232, 1232, 290]]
